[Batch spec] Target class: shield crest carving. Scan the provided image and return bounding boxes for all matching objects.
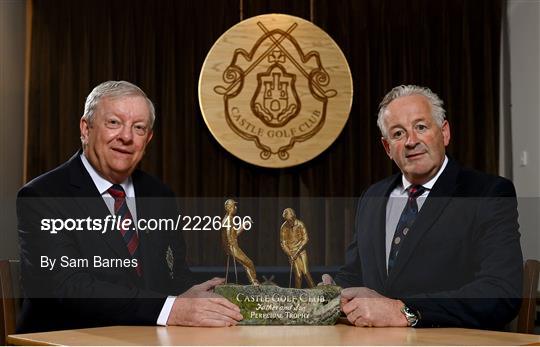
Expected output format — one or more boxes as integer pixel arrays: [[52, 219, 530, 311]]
[[252, 63, 300, 127]]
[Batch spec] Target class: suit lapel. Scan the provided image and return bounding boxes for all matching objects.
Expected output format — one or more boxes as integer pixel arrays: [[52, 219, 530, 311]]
[[66, 151, 132, 260], [132, 171, 158, 285], [132, 170, 155, 227], [371, 174, 402, 285], [386, 159, 460, 284]]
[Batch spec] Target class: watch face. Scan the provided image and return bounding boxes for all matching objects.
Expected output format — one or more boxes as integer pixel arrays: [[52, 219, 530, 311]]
[[401, 306, 419, 326]]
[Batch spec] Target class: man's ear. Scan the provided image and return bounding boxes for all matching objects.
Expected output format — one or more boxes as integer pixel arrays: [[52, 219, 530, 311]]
[[80, 116, 89, 144], [381, 137, 392, 159], [441, 120, 451, 146], [145, 130, 154, 145]]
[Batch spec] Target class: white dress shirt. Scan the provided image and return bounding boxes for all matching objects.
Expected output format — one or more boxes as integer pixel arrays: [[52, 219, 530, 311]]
[[385, 156, 448, 270], [80, 153, 175, 326], [80, 153, 137, 223]]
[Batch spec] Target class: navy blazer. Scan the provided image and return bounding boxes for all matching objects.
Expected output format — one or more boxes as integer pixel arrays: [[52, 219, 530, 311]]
[[17, 152, 194, 332], [335, 159, 523, 329]]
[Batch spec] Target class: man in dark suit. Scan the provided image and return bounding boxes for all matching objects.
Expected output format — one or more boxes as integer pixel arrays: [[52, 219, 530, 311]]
[[323, 85, 523, 329], [17, 81, 242, 332]]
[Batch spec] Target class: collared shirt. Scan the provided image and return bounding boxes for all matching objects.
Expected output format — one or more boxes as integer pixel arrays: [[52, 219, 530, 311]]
[[80, 153, 138, 224], [385, 156, 449, 270], [80, 152, 173, 326]]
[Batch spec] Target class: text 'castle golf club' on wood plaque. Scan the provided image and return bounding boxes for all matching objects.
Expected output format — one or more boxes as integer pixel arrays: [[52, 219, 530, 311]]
[[199, 14, 353, 168]]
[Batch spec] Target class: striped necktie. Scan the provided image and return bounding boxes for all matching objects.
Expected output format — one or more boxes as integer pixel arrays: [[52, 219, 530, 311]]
[[388, 185, 426, 273], [107, 184, 142, 276]]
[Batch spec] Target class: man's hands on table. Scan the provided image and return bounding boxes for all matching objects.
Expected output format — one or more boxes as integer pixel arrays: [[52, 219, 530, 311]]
[[167, 277, 243, 327], [321, 274, 408, 327]]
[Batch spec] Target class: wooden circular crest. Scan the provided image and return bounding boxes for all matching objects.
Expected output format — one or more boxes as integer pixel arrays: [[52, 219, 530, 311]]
[[199, 14, 353, 168]]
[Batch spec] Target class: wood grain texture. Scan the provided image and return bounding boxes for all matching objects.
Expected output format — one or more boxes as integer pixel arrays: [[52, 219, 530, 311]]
[[8, 325, 540, 346], [199, 14, 353, 168]]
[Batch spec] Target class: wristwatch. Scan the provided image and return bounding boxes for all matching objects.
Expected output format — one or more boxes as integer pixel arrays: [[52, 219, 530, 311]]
[[400, 305, 419, 327]]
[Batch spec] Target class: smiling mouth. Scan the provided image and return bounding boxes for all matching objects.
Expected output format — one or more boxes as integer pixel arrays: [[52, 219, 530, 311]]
[[112, 148, 133, 155], [406, 152, 426, 159]]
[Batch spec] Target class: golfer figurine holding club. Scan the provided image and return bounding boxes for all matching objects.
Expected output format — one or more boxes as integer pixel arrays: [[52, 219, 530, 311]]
[[222, 199, 259, 285], [280, 208, 315, 288]]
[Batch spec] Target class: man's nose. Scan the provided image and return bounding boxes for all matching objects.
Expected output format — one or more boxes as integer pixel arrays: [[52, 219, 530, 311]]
[[405, 131, 419, 147], [118, 124, 134, 142]]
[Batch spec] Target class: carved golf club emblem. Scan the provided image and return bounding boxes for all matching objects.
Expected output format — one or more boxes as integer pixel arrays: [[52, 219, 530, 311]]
[[200, 14, 352, 168]]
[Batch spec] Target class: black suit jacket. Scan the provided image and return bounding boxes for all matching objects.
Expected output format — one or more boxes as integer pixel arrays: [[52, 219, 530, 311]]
[[16, 152, 195, 333], [335, 159, 523, 329]]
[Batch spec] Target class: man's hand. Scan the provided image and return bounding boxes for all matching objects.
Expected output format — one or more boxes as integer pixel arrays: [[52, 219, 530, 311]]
[[167, 277, 243, 327], [340, 287, 408, 327]]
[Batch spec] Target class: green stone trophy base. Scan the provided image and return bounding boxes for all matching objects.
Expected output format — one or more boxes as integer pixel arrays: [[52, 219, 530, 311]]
[[214, 284, 341, 325]]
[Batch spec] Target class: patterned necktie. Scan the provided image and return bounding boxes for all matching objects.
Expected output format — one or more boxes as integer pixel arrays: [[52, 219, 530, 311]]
[[107, 184, 142, 276], [388, 184, 426, 273]]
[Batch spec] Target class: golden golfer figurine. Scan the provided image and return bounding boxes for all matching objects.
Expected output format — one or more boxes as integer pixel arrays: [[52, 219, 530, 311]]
[[222, 199, 259, 285], [280, 208, 315, 288]]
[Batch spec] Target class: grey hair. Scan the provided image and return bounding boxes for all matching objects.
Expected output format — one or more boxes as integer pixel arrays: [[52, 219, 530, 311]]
[[82, 80, 156, 128], [377, 85, 446, 137]]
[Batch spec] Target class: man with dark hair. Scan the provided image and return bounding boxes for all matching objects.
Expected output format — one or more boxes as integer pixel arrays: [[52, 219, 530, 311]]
[[17, 81, 242, 332], [323, 85, 523, 329]]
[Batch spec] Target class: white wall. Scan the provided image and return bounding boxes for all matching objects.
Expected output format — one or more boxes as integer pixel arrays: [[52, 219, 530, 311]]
[[0, 0, 25, 260], [507, 0, 540, 261]]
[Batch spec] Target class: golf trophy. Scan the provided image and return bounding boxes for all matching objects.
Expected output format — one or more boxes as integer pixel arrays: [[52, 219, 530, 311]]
[[214, 200, 341, 325]]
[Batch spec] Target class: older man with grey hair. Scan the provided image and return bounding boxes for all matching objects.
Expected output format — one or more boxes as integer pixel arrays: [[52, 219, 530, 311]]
[[323, 85, 522, 330], [17, 81, 242, 333]]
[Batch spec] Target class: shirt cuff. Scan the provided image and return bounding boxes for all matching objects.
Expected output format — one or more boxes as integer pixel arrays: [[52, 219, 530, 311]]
[[157, 296, 176, 326]]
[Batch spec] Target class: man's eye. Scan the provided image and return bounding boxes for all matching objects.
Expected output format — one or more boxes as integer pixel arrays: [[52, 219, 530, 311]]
[[392, 130, 404, 139], [416, 124, 427, 131], [107, 119, 120, 126], [134, 124, 147, 134]]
